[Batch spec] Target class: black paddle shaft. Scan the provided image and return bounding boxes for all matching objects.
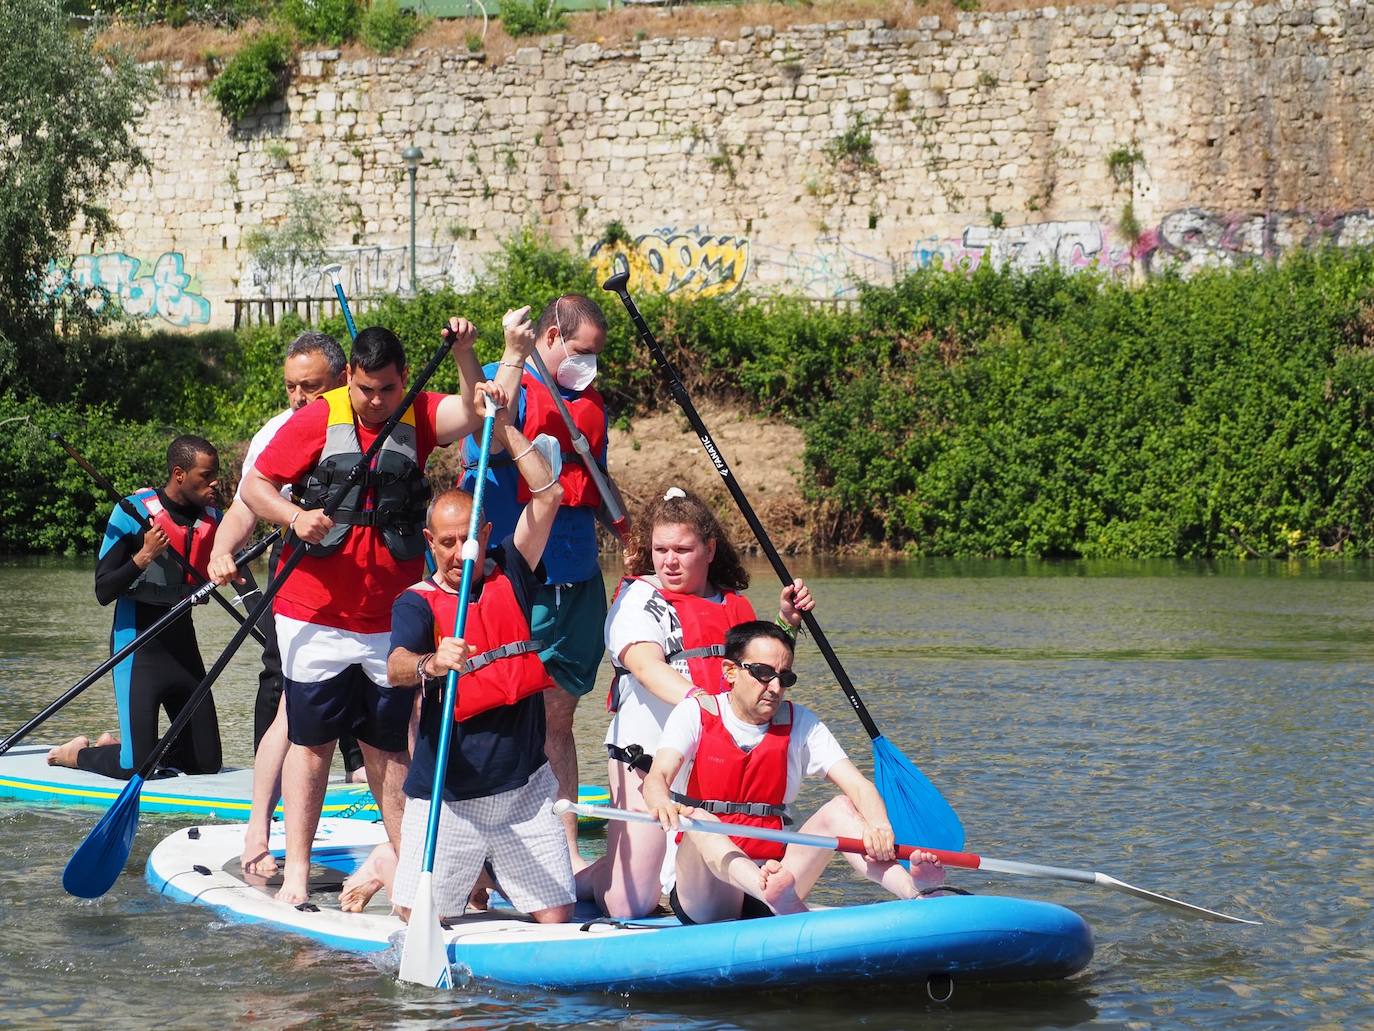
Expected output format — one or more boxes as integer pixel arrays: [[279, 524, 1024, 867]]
[[51, 434, 267, 648], [602, 272, 883, 742], [0, 531, 281, 758], [129, 335, 458, 780]]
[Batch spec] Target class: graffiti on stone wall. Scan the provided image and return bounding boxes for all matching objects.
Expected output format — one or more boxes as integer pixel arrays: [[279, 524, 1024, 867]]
[[43, 252, 212, 327], [1137, 208, 1374, 274], [243, 244, 476, 298], [589, 229, 750, 298]]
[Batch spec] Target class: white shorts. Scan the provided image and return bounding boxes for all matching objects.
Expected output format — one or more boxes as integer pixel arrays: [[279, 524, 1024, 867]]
[[392, 764, 574, 918], [274, 615, 389, 687]]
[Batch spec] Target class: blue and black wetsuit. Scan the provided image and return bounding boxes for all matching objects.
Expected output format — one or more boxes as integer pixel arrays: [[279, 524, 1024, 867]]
[[77, 489, 222, 780]]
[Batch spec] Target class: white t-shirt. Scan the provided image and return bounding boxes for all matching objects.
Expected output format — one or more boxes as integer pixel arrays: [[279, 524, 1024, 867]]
[[657, 695, 848, 805], [235, 408, 294, 503], [603, 576, 739, 753]]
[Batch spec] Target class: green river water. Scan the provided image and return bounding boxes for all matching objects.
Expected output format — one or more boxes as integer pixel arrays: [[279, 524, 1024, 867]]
[[0, 555, 1369, 1028]]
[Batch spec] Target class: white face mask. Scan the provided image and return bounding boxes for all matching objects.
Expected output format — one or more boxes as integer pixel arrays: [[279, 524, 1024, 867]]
[[554, 303, 598, 391]]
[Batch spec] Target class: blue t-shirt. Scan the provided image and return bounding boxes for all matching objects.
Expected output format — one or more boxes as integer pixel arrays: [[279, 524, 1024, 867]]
[[393, 536, 549, 802], [460, 361, 604, 586]]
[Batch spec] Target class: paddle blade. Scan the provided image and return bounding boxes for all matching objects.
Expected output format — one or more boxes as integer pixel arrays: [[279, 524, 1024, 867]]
[[64, 774, 145, 898], [1095, 872, 1261, 925], [397, 872, 453, 989], [872, 735, 965, 852]]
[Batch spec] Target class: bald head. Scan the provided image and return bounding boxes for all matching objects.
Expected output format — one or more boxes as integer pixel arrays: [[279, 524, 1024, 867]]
[[427, 486, 475, 531]]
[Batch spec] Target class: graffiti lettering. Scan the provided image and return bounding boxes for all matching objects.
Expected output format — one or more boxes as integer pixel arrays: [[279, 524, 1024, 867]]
[[43, 252, 211, 327], [1138, 208, 1374, 274], [243, 244, 476, 298], [590, 229, 750, 298]]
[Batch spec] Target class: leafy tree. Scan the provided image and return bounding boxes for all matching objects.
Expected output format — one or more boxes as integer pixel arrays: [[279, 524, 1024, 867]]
[[0, 0, 154, 374], [244, 184, 336, 297]]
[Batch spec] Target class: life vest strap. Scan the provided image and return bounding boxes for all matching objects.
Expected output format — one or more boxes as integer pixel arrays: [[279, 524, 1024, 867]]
[[461, 639, 542, 675], [669, 791, 792, 823], [665, 644, 723, 664]]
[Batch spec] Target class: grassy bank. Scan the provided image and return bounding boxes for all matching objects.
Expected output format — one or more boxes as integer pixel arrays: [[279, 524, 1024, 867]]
[[4, 236, 1373, 558]]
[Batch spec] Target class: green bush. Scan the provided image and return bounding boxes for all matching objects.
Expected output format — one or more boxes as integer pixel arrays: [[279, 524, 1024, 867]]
[[499, 0, 565, 38], [208, 32, 293, 123], [359, 0, 425, 54], [93, 0, 269, 27], [277, 0, 362, 46]]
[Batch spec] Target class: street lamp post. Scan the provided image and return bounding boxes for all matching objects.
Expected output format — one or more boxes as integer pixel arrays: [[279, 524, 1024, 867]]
[[402, 145, 423, 294]]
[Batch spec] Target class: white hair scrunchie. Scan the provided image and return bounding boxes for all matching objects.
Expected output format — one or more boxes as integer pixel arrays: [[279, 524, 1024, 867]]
[[663, 487, 687, 501]]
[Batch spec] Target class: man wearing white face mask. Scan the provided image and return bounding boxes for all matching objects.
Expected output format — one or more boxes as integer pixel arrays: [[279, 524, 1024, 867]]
[[459, 293, 611, 867]]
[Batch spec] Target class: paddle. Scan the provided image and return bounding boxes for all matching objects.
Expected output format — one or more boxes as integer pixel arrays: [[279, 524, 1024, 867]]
[[324, 264, 359, 341], [64, 331, 459, 899], [601, 270, 965, 852], [525, 348, 629, 543], [0, 532, 281, 758], [53, 433, 267, 648], [555, 801, 1259, 925], [398, 393, 500, 989]]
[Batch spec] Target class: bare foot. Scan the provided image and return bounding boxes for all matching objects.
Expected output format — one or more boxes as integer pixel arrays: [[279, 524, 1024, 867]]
[[347, 767, 368, 785], [468, 866, 495, 911], [47, 736, 89, 768], [275, 866, 310, 905], [759, 859, 807, 915], [339, 842, 396, 913], [241, 847, 279, 877], [908, 850, 946, 894], [94, 732, 117, 747]]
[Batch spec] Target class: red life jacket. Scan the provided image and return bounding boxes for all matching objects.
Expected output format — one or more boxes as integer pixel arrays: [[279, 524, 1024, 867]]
[[409, 568, 554, 722], [129, 487, 219, 605], [515, 370, 607, 509], [607, 576, 756, 711], [681, 694, 793, 861]]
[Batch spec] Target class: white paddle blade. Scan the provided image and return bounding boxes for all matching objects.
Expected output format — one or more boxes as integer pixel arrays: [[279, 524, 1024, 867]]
[[398, 873, 454, 988], [1095, 873, 1261, 925]]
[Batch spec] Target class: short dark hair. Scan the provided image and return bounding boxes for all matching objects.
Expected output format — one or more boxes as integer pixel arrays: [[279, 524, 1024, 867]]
[[534, 293, 608, 343], [166, 435, 217, 477], [350, 326, 408, 375], [287, 330, 346, 377], [723, 620, 795, 663]]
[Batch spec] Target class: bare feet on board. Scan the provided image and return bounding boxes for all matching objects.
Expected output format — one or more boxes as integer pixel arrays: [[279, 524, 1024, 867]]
[[759, 859, 807, 916], [339, 842, 396, 913], [46, 736, 89, 768]]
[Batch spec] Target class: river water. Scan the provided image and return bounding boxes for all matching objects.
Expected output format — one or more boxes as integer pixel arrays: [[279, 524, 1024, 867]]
[[0, 555, 1369, 1029]]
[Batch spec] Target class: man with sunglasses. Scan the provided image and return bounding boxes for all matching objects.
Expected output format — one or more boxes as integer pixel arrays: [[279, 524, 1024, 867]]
[[642, 621, 944, 924]]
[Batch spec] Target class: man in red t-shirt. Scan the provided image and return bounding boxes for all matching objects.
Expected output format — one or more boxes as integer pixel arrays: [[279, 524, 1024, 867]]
[[241, 313, 536, 906]]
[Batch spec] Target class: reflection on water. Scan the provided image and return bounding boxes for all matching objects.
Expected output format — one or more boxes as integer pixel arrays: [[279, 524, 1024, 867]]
[[1, 555, 1371, 1028]]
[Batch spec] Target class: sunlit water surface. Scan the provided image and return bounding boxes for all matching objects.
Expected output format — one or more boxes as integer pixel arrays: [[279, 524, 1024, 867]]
[[1, 555, 1369, 1028]]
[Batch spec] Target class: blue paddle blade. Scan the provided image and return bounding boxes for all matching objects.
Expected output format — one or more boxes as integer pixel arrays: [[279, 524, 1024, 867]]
[[63, 773, 145, 898], [871, 736, 965, 852]]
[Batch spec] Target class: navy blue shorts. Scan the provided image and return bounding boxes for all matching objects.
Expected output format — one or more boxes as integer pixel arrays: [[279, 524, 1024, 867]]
[[284, 665, 415, 753]]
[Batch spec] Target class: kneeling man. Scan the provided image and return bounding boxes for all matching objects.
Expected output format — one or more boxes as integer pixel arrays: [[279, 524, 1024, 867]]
[[643, 621, 943, 923], [386, 381, 574, 925]]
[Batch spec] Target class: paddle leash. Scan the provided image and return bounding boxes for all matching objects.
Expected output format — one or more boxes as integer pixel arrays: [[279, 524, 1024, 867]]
[[526, 348, 629, 543], [601, 270, 964, 852], [52, 433, 267, 647], [555, 801, 1259, 925], [398, 394, 499, 989], [64, 331, 459, 900], [0, 531, 280, 758]]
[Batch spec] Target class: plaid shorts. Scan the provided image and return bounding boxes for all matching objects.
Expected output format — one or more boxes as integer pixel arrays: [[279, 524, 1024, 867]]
[[392, 764, 574, 918]]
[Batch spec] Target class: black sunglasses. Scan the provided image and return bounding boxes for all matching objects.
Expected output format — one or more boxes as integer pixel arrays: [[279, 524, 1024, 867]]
[[738, 662, 798, 689]]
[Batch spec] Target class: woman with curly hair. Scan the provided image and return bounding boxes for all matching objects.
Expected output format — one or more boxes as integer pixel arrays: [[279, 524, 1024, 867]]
[[576, 487, 813, 918]]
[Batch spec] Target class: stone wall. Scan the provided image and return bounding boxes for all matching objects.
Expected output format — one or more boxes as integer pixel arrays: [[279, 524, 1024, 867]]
[[48, 0, 1374, 328]]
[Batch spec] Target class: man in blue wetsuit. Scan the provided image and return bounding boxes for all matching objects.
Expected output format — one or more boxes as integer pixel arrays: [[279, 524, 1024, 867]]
[[48, 435, 224, 779], [459, 293, 610, 866]]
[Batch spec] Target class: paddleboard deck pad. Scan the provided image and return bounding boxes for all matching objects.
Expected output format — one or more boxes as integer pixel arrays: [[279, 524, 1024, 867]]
[[0, 745, 609, 823], [146, 819, 1094, 994]]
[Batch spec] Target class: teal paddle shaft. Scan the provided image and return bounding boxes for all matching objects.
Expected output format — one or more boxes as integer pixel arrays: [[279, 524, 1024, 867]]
[[324, 264, 358, 341], [419, 399, 497, 875]]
